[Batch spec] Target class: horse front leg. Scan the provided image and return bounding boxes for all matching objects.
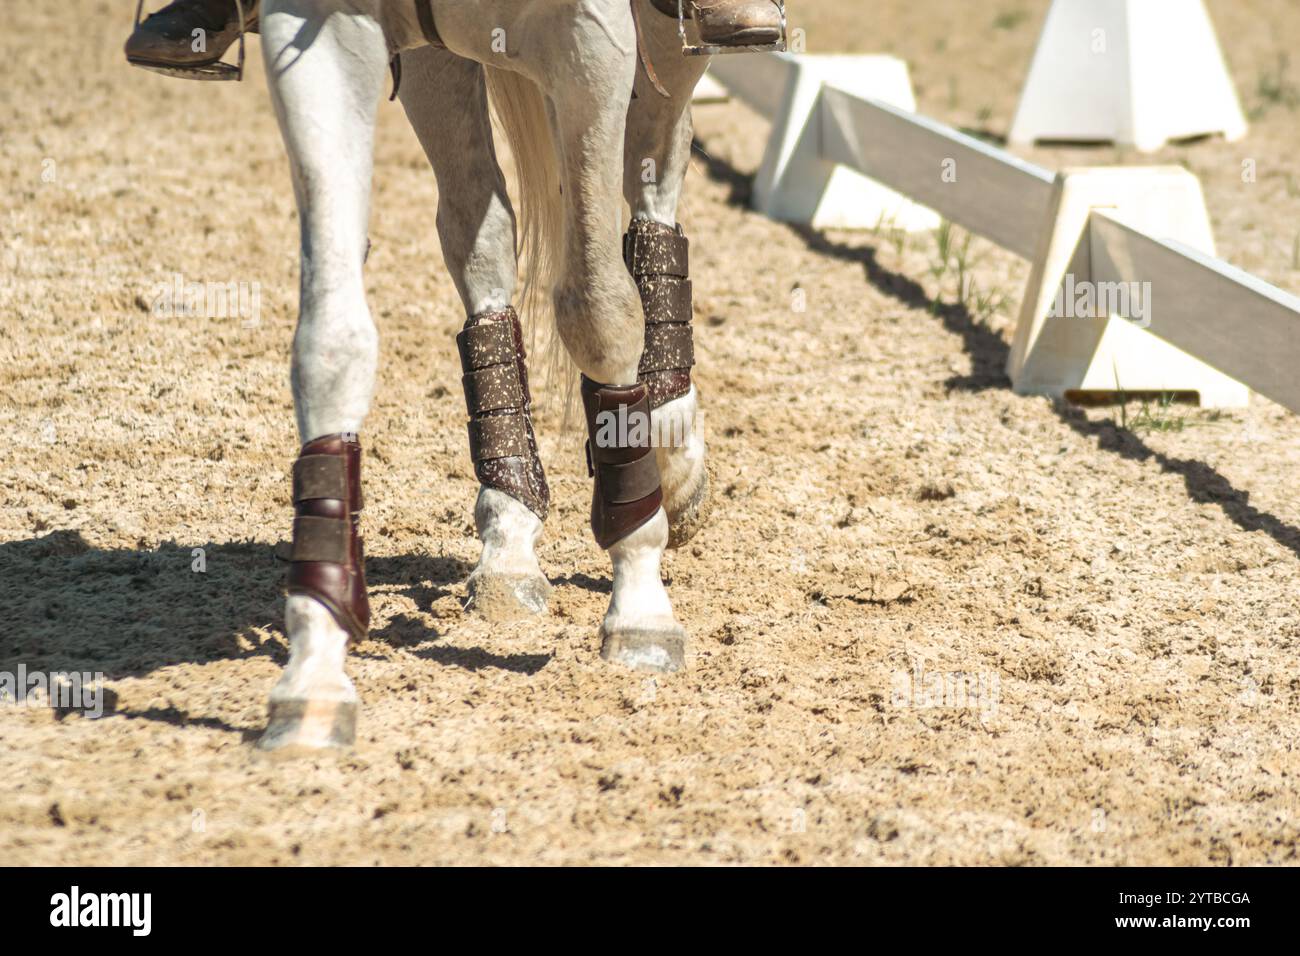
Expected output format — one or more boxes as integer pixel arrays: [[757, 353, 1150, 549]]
[[398, 47, 551, 621], [537, 4, 686, 672], [623, 2, 712, 548], [257, 0, 388, 752]]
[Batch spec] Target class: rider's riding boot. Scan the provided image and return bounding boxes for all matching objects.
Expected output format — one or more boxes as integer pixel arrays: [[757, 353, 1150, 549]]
[[125, 0, 258, 70], [651, 0, 783, 47]]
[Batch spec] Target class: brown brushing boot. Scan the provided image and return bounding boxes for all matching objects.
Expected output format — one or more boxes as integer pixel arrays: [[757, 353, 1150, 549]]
[[623, 218, 710, 548], [285, 433, 369, 642], [458, 307, 550, 522], [458, 307, 552, 617], [624, 219, 695, 409], [581, 377, 663, 551]]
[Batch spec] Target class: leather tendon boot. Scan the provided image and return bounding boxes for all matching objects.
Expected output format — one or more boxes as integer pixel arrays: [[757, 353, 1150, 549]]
[[286, 433, 370, 642], [581, 377, 663, 550]]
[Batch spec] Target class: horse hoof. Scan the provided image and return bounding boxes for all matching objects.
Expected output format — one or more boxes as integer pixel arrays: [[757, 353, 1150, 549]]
[[257, 698, 356, 754], [466, 571, 551, 621], [667, 469, 711, 550], [599, 624, 686, 673]]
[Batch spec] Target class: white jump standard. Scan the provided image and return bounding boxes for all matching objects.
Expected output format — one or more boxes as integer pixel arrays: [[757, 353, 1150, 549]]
[[1009, 0, 1249, 152], [706, 50, 1300, 409]]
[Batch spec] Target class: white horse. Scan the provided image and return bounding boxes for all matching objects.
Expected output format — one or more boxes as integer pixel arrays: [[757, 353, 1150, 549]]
[[256, 0, 712, 751]]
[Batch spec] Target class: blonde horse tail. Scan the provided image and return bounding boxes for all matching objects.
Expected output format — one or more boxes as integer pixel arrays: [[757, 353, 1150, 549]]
[[484, 66, 572, 408]]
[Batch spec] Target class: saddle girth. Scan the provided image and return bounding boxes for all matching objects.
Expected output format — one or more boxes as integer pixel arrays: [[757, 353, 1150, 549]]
[[414, 0, 442, 46], [390, 0, 443, 98]]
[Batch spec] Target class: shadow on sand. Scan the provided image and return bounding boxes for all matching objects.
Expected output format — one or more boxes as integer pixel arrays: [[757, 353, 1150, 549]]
[[0, 532, 532, 735]]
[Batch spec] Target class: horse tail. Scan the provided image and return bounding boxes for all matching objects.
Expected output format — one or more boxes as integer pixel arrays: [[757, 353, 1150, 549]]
[[484, 66, 572, 405]]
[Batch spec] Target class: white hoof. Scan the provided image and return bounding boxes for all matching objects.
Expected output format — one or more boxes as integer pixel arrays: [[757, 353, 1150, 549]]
[[466, 570, 552, 620], [602, 509, 687, 672], [259, 698, 357, 753], [258, 595, 358, 754], [467, 487, 550, 620], [599, 623, 687, 672]]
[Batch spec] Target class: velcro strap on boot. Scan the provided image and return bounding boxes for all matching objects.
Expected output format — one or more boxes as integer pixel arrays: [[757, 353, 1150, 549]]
[[638, 276, 693, 324], [292, 454, 348, 503], [598, 457, 663, 504], [456, 320, 516, 370], [290, 515, 352, 563], [640, 323, 695, 374], [587, 386, 654, 463], [468, 414, 528, 461], [624, 224, 689, 278], [294, 433, 363, 511], [463, 363, 524, 415]]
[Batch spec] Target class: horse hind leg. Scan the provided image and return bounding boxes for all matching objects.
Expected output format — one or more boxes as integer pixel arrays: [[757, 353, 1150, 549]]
[[524, 3, 687, 671], [257, 0, 388, 752], [623, 19, 712, 549], [398, 46, 552, 621]]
